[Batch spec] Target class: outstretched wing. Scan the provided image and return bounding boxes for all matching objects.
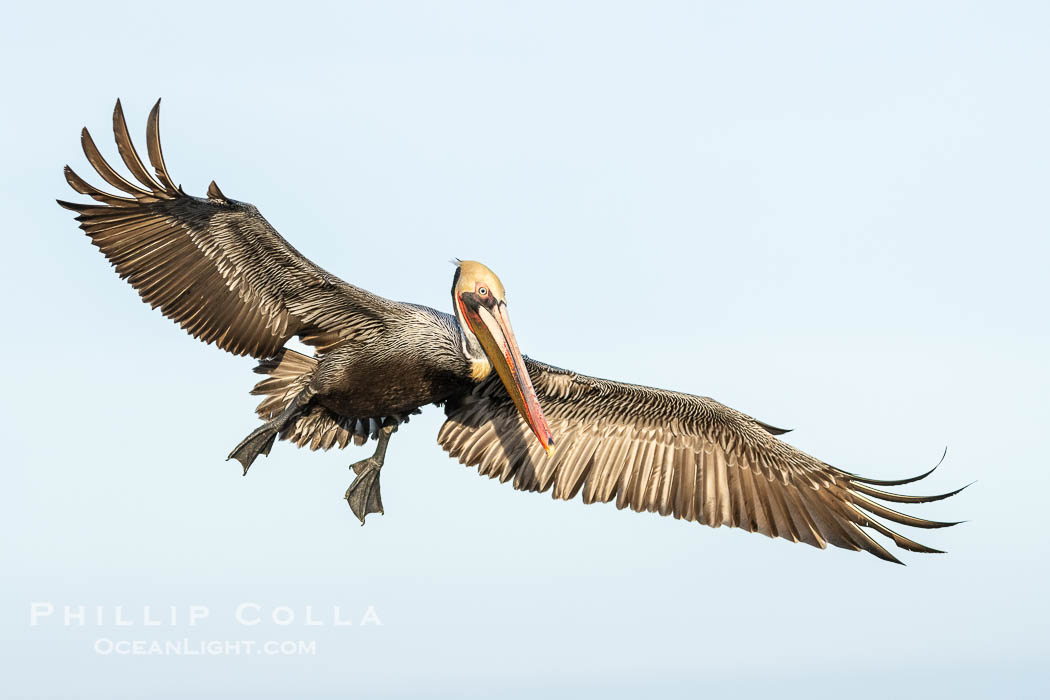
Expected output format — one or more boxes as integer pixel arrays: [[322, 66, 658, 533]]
[[439, 359, 964, 564], [58, 99, 399, 358]]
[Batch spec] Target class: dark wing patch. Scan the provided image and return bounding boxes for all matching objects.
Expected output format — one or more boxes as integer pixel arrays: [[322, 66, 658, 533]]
[[439, 359, 964, 564], [58, 99, 401, 358]]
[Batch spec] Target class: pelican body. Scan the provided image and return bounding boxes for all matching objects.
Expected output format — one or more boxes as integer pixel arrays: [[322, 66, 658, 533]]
[[58, 101, 964, 563]]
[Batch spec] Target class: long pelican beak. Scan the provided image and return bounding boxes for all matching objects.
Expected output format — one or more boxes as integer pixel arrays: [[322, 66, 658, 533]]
[[465, 301, 555, 455]]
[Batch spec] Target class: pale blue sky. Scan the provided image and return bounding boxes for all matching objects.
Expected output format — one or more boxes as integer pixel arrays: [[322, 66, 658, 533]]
[[2, 2, 1048, 698]]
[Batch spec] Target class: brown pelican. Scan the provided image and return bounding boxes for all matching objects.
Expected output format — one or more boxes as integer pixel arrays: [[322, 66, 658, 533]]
[[58, 100, 964, 564]]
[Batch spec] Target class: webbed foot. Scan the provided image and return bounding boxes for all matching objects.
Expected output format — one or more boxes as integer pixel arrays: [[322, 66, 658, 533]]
[[227, 425, 277, 475], [344, 423, 396, 525], [345, 457, 384, 524], [227, 386, 316, 475]]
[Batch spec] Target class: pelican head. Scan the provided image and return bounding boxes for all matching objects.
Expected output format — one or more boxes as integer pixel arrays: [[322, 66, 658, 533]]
[[452, 260, 554, 455]]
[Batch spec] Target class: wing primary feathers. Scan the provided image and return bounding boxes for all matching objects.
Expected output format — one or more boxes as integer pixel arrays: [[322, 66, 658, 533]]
[[850, 480, 972, 504], [80, 128, 157, 199], [848, 505, 946, 554], [851, 493, 962, 529], [145, 98, 180, 192], [56, 199, 97, 213], [112, 99, 168, 195], [63, 166, 138, 207], [843, 522, 904, 565], [843, 448, 947, 486]]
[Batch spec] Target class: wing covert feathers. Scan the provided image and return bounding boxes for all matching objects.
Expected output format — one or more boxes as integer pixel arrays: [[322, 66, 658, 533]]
[[58, 99, 398, 358], [439, 359, 964, 564]]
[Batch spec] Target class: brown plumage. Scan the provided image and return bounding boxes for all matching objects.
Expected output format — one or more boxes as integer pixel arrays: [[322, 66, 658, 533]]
[[440, 361, 964, 564], [59, 99, 965, 563]]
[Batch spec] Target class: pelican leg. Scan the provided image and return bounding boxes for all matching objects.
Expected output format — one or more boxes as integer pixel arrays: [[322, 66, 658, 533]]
[[345, 424, 397, 525], [227, 387, 315, 475]]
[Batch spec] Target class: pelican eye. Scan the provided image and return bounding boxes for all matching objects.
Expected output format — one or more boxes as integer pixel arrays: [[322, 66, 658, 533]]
[[477, 286, 488, 296]]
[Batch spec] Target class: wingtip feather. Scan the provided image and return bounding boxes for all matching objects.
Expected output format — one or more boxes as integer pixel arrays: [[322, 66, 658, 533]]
[[146, 97, 179, 191], [112, 97, 167, 194]]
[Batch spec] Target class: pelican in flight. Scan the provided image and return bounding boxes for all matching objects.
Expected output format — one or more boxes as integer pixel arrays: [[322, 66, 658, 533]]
[[58, 100, 964, 563]]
